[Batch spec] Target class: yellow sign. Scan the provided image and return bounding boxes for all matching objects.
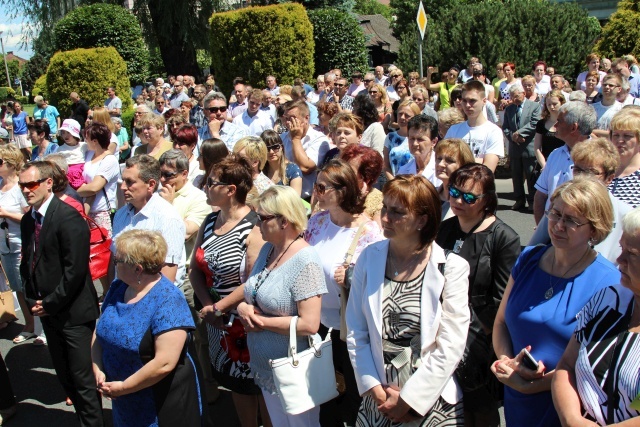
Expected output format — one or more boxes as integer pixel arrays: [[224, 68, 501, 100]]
[[416, 1, 428, 40]]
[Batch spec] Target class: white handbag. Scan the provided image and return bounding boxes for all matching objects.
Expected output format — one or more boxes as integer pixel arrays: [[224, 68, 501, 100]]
[[270, 316, 339, 415]]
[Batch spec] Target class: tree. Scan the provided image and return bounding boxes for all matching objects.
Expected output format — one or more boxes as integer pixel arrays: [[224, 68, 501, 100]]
[[53, 4, 149, 84], [595, 0, 640, 60], [20, 54, 49, 94], [396, 0, 600, 81], [353, 0, 393, 21], [307, 8, 369, 77]]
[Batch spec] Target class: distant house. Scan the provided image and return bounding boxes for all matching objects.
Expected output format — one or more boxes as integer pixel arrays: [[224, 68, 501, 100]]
[[357, 14, 399, 68], [4, 52, 27, 67]]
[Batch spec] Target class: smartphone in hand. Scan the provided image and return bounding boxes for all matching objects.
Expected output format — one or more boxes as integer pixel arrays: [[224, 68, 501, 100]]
[[522, 348, 539, 370]]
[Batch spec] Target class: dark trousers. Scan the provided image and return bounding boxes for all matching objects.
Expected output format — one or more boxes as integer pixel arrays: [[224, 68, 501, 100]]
[[42, 320, 103, 427], [319, 325, 361, 427], [510, 141, 537, 204], [0, 352, 15, 410]]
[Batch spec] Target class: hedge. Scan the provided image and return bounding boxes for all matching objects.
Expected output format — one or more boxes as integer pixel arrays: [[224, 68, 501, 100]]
[[121, 108, 135, 139], [53, 4, 149, 85], [596, 0, 640, 60], [46, 47, 132, 118], [32, 75, 48, 99], [209, 3, 314, 94], [307, 8, 369, 78], [0, 87, 16, 102]]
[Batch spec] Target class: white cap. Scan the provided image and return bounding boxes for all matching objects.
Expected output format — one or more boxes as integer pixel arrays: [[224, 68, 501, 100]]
[[59, 119, 81, 139]]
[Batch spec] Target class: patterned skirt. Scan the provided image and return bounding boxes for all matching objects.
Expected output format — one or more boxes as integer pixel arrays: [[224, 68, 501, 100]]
[[356, 395, 464, 427]]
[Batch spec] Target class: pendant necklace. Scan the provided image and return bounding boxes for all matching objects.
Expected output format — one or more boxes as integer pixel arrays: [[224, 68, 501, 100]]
[[252, 235, 301, 304], [545, 247, 592, 300], [453, 213, 486, 254]]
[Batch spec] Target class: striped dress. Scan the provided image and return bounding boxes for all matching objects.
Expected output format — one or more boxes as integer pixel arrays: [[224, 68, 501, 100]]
[[574, 284, 640, 425], [200, 210, 259, 391]]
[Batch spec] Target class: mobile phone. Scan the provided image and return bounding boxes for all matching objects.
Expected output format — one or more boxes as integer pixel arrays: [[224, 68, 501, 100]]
[[226, 313, 235, 328], [522, 348, 539, 370]]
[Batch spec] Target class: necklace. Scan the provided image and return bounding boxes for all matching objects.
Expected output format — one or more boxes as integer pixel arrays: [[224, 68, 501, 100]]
[[453, 213, 487, 254], [387, 246, 428, 279], [544, 247, 592, 300], [252, 235, 301, 304]]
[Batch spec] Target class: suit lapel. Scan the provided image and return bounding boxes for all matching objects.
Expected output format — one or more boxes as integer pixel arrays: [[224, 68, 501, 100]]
[[34, 196, 60, 269]]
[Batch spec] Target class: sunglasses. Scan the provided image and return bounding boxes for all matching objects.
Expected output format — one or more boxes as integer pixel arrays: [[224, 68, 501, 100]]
[[448, 185, 487, 205], [266, 144, 282, 152], [257, 213, 281, 223], [397, 86, 407, 90], [206, 177, 229, 187], [363, 79, 373, 83], [368, 91, 378, 95], [161, 170, 178, 179], [334, 83, 345, 87], [207, 106, 228, 113], [19, 177, 48, 191], [313, 182, 338, 195]]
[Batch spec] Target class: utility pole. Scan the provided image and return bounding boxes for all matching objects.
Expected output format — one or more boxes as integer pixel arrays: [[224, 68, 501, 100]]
[[0, 32, 12, 89]]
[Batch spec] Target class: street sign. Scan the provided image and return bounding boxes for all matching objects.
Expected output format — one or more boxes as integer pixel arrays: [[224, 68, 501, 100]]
[[14, 78, 20, 85], [416, 1, 427, 40]]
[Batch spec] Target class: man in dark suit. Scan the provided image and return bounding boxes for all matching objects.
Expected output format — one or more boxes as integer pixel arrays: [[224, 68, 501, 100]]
[[19, 161, 102, 427], [503, 84, 541, 211]]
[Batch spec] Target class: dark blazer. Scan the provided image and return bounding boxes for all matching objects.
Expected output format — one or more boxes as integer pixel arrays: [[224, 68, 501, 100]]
[[20, 195, 99, 328], [502, 99, 541, 151]]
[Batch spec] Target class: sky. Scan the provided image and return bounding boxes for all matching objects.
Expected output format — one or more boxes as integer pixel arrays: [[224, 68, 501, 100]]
[[0, 10, 34, 60]]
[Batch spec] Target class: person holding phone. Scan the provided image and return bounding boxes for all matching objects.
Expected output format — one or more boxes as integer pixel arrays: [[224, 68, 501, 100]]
[[492, 178, 621, 427]]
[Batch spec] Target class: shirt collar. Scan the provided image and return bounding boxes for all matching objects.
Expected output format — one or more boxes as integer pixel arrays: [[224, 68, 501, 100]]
[[32, 192, 55, 220]]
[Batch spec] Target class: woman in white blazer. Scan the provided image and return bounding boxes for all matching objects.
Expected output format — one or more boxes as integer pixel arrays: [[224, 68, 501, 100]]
[[346, 174, 470, 426]]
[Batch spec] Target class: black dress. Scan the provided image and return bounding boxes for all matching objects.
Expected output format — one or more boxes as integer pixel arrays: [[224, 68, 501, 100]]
[[535, 119, 565, 160], [436, 217, 521, 412]]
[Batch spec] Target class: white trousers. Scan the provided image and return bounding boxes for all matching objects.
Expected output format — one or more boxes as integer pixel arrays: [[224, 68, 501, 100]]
[[261, 388, 321, 427]]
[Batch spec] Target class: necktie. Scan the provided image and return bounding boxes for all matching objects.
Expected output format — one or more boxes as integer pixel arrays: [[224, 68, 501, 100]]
[[516, 105, 522, 127], [34, 212, 42, 257]]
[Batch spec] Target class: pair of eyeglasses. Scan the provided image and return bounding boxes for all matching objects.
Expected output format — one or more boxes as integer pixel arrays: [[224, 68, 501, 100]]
[[397, 86, 407, 90], [313, 182, 338, 195], [334, 83, 345, 87], [368, 91, 378, 95], [572, 165, 603, 177], [19, 177, 47, 191], [545, 210, 589, 230], [363, 79, 373, 83], [266, 144, 282, 152], [207, 106, 228, 113], [161, 170, 178, 179], [448, 185, 487, 205], [206, 177, 229, 187], [257, 213, 280, 223], [113, 257, 128, 265]]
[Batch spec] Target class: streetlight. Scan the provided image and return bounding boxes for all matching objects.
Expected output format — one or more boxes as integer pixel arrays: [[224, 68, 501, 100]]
[[0, 31, 12, 89]]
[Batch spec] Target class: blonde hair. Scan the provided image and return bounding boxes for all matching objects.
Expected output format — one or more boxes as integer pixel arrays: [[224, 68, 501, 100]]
[[571, 137, 620, 178], [251, 186, 308, 233], [0, 144, 25, 173], [371, 83, 389, 105], [397, 99, 421, 116], [279, 85, 293, 96], [138, 113, 165, 129], [610, 108, 640, 143], [114, 229, 168, 275], [622, 206, 640, 236], [233, 136, 268, 171], [328, 112, 364, 135], [437, 107, 466, 128], [92, 107, 115, 133], [550, 177, 614, 244], [521, 75, 536, 85], [542, 89, 566, 120], [434, 138, 475, 166]]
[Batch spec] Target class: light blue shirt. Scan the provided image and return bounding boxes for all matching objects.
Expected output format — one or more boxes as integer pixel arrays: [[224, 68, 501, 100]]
[[198, 120, 247, 151]]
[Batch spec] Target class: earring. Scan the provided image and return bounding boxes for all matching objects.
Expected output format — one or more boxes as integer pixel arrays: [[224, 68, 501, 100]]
[[588, 237, 595, 247]]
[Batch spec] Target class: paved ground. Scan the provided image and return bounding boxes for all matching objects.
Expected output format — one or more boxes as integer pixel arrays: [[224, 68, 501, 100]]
[[0, 178, 531, 426]]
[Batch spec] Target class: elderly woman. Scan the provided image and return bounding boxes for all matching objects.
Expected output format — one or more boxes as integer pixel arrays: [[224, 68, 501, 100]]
[[180, 100, 193, 123], [437, 107, 466, 140], [583, 71, 603, 105], [396, 115, 441, 187], [576, 53, 607, 91], [552, 206, 640, 425], [112, 117, 130, 162], [532, 61, 551, 97], [437, 164, 521, 426], [340, 144, 384, 226], [237, 186, 327, 425], [353, 92, 386, 156], [189, 155, 267, 427], [492, 178, 621, 427], [305, 159, 384, 426], [194, 138, 229, 190], [609, 108, 640, 208], [261, 130, 302, 197], [534, 89, 566, 170], [172, 124, 202, 183], [521, 75, 540, 102], [323, 112, 364, 165], [347, 174, 470, 425], [134, 114, 173, 160], [434, 138, 475, 218], [92, 229, 202, 426], [28, 119, 59, 161], [232, 136, 274, 196], [384, 100, 421, 180], [307, 75, 325, 105]]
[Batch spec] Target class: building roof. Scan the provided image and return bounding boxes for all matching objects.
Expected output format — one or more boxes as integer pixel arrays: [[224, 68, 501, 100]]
[[4, 52, 27, 65], [357, 14, 400, 54]]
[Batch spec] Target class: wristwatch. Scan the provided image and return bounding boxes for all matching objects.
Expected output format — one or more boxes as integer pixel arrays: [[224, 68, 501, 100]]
[[213, 303, 223, 317]]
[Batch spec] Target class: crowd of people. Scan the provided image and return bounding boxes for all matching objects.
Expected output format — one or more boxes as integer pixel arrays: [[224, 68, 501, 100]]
[[0, 55, 639, 427]]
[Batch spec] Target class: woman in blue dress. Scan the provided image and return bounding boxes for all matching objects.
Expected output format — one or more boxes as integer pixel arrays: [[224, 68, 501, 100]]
[[382, 100, 420, 181], [492, 178, 621, 427], [93, 229, 202, 427], [260, 130, 303, 197]]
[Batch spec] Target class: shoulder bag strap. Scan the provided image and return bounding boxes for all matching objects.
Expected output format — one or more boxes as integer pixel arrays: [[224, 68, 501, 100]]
[[289, 316, 299, 360], [343, 222, 368, 266]]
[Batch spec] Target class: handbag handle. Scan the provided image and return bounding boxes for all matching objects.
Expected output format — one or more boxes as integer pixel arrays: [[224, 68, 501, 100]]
[[343, 222, 367, 266], [84, 213, 108, 242], [289, 316, 299, 363]]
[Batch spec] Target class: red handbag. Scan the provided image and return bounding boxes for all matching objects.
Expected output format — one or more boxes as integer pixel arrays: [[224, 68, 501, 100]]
[[85, 215, 112, 280]]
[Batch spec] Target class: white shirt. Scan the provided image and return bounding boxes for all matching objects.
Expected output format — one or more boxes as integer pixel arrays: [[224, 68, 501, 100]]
[[592, 101, 623, 130], [232, 110, 273, 136], [282, 127, 331, 198], [534, 144, 573, 210], [535, 75, 551, 97], [445, 120, 505, 159], [82, 152, 119, 213], [396, 154, 442, 188]]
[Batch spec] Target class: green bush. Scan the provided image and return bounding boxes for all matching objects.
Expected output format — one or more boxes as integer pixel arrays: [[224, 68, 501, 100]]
[[46, 47, 132, 118], [121, 108, 135, 139], [307, 9, 369, 78], [32, 75, 48, 99], [354, 0, 393, 21], [396, 0, 600, 82], [0, 87, 16, 102], [14, 96, 28, 105], [596, 0, 640, 60], [53, 4, 149, 84], [209, 3, 314, 94]]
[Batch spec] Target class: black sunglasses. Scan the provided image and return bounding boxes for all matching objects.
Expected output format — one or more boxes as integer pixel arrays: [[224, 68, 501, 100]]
[[257, 213, 280, 223], [363, 79, 373, 83], [161, 170, 178, 179], [206, 177, 229, 187], [18, 177, 48, 191], [313, 182, 338, 195], [207, 106, 228, 113], [448, 185, 487, 205], [266, 144, 282, 152]]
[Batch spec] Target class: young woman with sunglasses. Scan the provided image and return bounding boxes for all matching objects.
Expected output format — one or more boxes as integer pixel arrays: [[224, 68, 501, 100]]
[[436, 163, 521, 427], [260, 130, 302, 197], [304, 159, 383, 426]]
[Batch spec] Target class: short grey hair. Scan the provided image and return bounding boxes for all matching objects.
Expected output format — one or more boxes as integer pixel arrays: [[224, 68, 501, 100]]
[[559, 101, 597, 136], [324, 72, 336, 82], [508, 84, 524, 96], [568, 91, 587, 102], [111, 117, 123, 125], [159, 149, 189, 173], [622, 206, 640, 236], [203, 91, 227, 106], [136, 104, 152, 114]]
